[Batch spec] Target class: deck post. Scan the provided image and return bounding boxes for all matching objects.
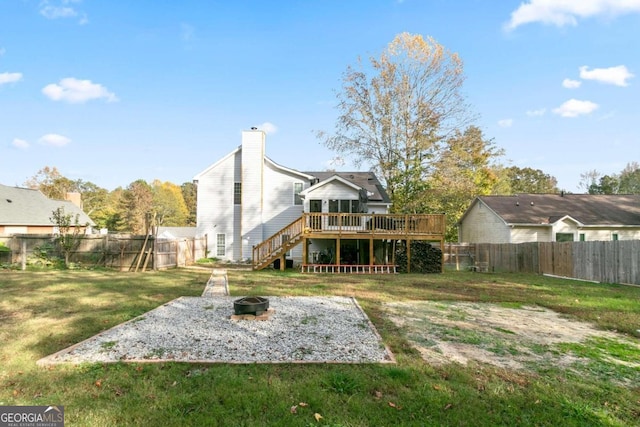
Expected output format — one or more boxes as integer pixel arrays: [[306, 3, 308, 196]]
[[407, 239, 411, 273], [302, 237, 308, 266], [336, 237, 341, 268], [280, 254, 285, 271], [369, 237, 374, 267]]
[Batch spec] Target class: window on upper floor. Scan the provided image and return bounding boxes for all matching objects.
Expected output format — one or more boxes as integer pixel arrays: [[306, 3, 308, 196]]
[[234, 182, 241, 205], [293, 182, 303, 205], [612, 233, 619, 241]]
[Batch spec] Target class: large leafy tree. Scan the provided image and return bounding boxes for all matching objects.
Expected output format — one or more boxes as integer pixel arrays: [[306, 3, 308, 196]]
[[318, 33, 472, 210], [583, 162, 640, 194], [619, 162, 640, 194], [24, 166, 76, 199], [151, 180, 189, 227], [502, 166, 559, 194], [119, 180, 154, 234], [181, 182, 197, 226], [424, 126, 503, 240]]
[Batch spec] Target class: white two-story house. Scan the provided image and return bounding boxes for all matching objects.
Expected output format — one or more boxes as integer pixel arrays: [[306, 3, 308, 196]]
[[194, 128, 445, 272]]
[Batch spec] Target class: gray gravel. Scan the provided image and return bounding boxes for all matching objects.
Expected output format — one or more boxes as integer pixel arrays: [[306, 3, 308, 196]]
[[38, 296, 395, 365]]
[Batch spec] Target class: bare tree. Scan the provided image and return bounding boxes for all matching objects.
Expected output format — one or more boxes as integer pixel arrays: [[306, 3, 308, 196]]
[[317, 33, 473, 208]]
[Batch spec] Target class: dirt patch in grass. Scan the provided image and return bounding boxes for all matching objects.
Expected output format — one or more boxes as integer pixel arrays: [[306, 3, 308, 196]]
[[384, 301, 640, 376]]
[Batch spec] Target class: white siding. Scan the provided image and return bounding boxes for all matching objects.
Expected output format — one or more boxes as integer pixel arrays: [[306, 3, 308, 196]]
[[510, 227, 551, 243], [550, 218, 578, 241], [577, 228, 640, 241], [304, 181, 361, 213], [195, 150, 238, 260], [262, 161, 309, 262], [459, 201, 511, 243], [241, 130, 265, 259]]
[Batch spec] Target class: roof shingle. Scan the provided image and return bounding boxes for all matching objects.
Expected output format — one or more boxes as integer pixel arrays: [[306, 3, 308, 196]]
[[478, 194, 640, 226]]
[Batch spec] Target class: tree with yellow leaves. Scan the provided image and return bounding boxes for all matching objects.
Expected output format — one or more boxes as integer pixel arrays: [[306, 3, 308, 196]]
[[318, 33, 474, 213]]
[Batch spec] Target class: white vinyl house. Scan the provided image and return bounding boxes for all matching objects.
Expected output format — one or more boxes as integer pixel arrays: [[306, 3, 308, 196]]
[[193, 128, 396, 267]]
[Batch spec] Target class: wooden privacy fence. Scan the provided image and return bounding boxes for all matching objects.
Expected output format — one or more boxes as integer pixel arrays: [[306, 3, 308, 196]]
[[444, 241, 640, 285], [0, 234, 207, 271]]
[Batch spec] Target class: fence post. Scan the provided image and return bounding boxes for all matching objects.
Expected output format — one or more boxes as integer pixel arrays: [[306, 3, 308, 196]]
[[21, 239, 26, 271]]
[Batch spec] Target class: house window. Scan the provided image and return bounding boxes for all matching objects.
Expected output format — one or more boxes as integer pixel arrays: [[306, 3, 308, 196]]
[[579, 233, 585, 241], [234, 182, 241, 205], [612, 233, 619, 241], [293, 183, 303, 205], [555, 233, 574, 242], [216, 234, 225, 257], [328, 199, 361, 226]]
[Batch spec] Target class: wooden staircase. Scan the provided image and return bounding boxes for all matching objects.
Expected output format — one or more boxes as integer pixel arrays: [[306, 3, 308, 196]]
[[252, 217, 305, 270]]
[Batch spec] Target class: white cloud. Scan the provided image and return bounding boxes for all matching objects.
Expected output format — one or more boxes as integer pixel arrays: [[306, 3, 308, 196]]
[[498, 119, 513, 128], [38, 134, 71, 147], [42, 78, 118, 103], [258, 122, 278, 134], [0, 72, 23, 85], [39, 0, 88, 24], [40, 5, 77, 19], [562, 78, 582, 89], [526, 108, 546, 117], [579, 65, 634, 86], [505, 0, 640, 30], [11, 138, 30, 149], [553, 99, 599, 118]]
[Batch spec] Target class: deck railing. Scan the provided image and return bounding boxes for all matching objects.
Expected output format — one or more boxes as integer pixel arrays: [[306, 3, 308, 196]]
[[302, 213, 446, 236], [252, 217, 305, 270]]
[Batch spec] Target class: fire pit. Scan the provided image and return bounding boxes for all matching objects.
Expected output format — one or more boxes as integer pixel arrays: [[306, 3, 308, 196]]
[[233, 296, 269, 315]]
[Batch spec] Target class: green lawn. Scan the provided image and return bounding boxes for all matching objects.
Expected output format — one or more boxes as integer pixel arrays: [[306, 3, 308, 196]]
[[1, 268, 639, 426]]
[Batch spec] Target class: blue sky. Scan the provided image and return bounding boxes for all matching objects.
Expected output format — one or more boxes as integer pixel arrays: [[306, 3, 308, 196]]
[[1, 0, 638, 192]]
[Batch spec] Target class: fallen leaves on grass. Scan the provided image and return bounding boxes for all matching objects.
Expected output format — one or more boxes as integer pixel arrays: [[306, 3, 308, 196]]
[[388, 401, 402, 410], [314, 413, 323, 422]]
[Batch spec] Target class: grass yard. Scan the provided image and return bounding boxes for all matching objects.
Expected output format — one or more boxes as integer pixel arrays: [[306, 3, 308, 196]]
[[1, 268, 639, 426]]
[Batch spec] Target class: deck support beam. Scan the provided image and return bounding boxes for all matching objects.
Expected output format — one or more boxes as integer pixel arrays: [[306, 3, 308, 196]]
[[369, 237, 374, 267]]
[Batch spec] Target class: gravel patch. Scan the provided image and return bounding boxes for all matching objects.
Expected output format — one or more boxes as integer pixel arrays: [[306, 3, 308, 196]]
[[38, 296, 394, 365]]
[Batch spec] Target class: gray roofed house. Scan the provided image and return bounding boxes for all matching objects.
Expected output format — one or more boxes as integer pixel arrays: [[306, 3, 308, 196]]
[[0, 184, 95, 235], [458, 193, 640, 243]]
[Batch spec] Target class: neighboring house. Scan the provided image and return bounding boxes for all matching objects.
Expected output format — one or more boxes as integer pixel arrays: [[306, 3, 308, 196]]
[[458, 193, 640, 243], [194, 128, 445, 271], [0, 184, 95, 235]]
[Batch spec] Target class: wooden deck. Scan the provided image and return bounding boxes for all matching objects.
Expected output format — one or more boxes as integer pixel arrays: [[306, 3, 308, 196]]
[[252, 213, 446, 272]]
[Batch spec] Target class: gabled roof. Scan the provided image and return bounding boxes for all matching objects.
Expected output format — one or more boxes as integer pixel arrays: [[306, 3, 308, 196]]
[[298, 174, 362, 196], [0, 184, 95, 227], [471, 194, 640, 226], [304, 171, 392, 204], [193, 146, 316, 182]]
